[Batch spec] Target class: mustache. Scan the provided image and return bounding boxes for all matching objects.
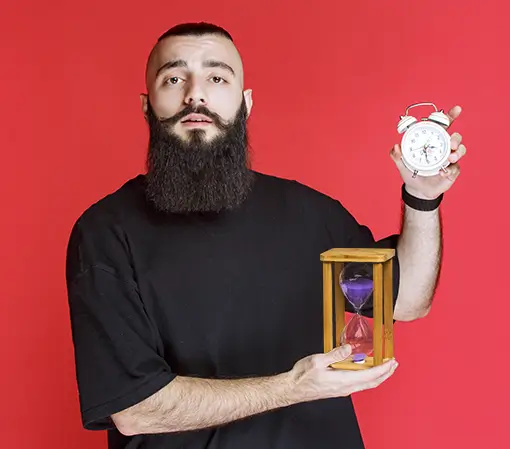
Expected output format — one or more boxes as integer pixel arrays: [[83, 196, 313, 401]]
[[158, 104, 228, 130]]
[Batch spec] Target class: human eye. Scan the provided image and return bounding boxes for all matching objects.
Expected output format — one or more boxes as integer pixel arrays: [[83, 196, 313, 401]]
[[163, 76, 184, 86], [209, 76, 227, 84]]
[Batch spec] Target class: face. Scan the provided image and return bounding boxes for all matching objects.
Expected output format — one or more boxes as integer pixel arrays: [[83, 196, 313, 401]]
[[140, 33, 255, 215], [143, 34, 252, 142]]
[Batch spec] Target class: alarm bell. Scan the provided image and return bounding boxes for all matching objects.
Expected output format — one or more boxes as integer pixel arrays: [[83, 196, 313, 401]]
[[397, 102, 450, 134]]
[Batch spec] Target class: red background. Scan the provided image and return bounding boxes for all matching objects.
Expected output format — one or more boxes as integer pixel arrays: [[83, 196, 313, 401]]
[[2, 1, 508, 448]]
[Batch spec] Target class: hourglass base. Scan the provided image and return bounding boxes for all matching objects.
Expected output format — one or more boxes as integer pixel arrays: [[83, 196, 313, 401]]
[[329, 356, 393, 371]]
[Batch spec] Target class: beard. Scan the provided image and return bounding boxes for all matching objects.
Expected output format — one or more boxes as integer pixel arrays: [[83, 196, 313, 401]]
[[144, 98, 255, 215]]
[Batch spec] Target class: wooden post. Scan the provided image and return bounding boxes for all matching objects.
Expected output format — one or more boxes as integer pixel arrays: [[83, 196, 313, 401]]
[[333, 262, 345, 346], [383, 259, 394, 359], [323, 262, 334, 353], [373, 263, 383, 365]]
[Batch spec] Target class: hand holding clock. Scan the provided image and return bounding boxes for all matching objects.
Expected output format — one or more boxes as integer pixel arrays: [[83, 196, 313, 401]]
[[391, 104, 467, 201]]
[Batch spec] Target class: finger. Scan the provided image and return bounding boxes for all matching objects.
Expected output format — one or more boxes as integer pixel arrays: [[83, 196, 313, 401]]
[[363, 359, 398, 380], [439, 162, 461, 182], [322, 344, 352, 365], [450, 132, 462, 150], [390, 143, 402, 159], [449, 143, 466, 163], [446, 105, 462, 127], [349, 362, 398, 393], [339, 358, 398, 383]]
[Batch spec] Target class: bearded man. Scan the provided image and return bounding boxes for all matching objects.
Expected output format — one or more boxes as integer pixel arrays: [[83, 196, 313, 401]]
[[65, 22, 466, 449]]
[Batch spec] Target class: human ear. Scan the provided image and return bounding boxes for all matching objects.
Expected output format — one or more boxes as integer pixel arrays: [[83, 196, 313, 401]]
[[243, 89, 253, 117], [140, 93, 148, 121]]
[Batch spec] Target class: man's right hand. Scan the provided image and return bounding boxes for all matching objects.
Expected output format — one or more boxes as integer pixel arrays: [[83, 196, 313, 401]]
[[288, 344, 398, 402], [111, 344, 398, 436]]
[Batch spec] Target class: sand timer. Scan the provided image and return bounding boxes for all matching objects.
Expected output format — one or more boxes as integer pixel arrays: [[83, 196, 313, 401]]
[[320, 248, 395, 370], [339, 263, 373, 364]]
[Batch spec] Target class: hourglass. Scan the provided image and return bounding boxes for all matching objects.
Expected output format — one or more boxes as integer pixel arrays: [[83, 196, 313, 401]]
[[320, 248, 395, 370], [339, 263, 374, 363]]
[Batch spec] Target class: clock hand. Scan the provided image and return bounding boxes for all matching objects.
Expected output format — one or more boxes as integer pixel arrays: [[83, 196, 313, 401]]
[[423, 142, 440, 152]]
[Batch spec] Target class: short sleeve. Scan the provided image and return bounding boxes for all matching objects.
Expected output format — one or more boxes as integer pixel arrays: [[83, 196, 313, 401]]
[[65, 213, 176, 431], [323, 198, 400, 319]]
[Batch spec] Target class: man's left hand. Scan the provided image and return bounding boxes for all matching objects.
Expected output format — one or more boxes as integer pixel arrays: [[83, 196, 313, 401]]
[[390, 105, 466, 200]]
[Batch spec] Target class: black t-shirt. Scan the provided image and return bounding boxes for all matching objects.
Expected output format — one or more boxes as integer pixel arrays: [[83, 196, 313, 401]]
[[65, 171, 400, 449]]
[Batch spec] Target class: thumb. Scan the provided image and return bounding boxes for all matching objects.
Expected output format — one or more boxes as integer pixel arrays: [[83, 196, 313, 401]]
[[390, 144, 406, 171], [323, 344, 352, 365]]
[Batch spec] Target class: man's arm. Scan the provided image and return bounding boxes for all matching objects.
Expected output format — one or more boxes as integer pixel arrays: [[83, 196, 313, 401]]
[[111, 373, 294, 435], [393, 201, 442, 321], [389, 105, 466, 321], [111, 345, 398, 436]]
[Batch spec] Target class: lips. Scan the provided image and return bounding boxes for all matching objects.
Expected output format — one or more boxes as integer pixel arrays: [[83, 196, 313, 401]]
[[181, 113, 213, 124]]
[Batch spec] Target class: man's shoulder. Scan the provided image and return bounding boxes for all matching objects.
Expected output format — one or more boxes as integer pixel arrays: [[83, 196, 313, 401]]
[[72, 174, 146, 231], [254, 170, 344, 209]]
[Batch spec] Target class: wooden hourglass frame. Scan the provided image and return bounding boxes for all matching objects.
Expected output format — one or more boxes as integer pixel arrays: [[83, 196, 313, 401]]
[[320, 248, 395, 370]]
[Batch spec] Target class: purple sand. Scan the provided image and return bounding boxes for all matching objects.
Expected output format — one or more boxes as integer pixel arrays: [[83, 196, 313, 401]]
[[340, 278, 373, 308], [352, 353, 366, 362]]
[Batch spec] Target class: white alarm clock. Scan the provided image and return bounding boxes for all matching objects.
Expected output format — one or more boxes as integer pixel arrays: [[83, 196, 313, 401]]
[[397, 102, 451, 177]]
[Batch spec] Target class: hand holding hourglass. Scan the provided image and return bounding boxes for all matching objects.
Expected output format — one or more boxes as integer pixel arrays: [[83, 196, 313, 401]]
[[287, 344, 398, 402], [285, 261, 397, 402]]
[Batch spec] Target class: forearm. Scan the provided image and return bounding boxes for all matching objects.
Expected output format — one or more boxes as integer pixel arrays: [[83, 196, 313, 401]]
[[394, 203, 442, 321], [112, 373, 296, 435]]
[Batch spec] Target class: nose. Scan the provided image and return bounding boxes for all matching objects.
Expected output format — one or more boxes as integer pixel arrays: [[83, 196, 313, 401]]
[[184, 77, 207, 106]]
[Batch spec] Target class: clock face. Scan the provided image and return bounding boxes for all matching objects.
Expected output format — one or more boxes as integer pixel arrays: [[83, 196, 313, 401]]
[[402, 122, 450, 172]]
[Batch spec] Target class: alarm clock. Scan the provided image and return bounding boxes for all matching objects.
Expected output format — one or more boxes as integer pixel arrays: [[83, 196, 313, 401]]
[[397, 102, 451, 177]]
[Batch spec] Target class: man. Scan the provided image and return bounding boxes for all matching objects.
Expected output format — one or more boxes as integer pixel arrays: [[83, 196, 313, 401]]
[[65, 22, 466, 449]]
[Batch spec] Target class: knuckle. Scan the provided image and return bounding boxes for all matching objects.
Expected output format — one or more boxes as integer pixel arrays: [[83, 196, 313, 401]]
[[448, 165, 459, 175], [310, 355, 322, 369]]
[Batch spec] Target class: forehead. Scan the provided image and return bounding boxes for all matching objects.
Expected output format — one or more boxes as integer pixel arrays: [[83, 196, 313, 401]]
[[146, 34, 244, 83]]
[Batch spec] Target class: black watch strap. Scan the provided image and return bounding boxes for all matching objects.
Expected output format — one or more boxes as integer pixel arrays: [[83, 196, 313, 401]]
[[401, 184, 443, 211]]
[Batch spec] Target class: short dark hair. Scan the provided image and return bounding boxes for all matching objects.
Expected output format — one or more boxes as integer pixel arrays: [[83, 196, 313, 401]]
[[157, 22, 234, 43]]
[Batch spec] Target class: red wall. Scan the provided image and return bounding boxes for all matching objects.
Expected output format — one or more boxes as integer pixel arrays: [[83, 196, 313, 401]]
[[2, 1, 508, 448]]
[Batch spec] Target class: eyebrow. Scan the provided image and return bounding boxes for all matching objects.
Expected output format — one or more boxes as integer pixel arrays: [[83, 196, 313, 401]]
[[155, 59, 236, 78]]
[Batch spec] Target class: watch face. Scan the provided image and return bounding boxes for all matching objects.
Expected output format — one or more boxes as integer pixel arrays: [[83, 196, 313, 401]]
[[402, 122, 450, 172]]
